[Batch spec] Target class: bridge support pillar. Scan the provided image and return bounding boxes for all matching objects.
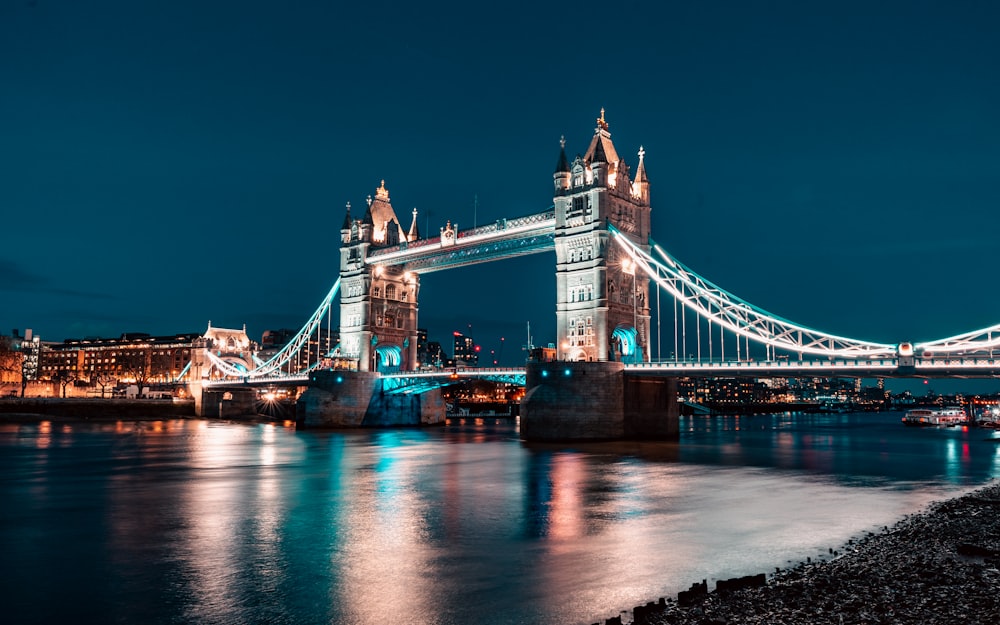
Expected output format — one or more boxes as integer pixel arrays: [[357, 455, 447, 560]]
[[520, 361, 678, 441], [201, 388, 258, 418], [297, 370, 446, 428], [188, 380, 205, 416]]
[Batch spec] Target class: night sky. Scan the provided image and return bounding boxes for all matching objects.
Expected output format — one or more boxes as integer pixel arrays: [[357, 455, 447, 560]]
[[2, 1, 998, 390]]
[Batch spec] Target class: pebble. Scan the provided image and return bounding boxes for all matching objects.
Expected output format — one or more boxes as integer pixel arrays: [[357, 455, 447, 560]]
[[631, 481, 1000, 625]]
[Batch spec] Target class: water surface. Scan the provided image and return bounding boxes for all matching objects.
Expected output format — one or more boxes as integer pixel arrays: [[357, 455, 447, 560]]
[[1, 412, 997, 625]]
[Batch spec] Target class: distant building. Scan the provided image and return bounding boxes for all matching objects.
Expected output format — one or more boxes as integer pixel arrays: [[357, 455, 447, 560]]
[[416, 329, 451, 369], [6, 329, 40, 382], [423, 340, 449, 368], [259, 327, 338, 373], [453, 331, 478, 366]]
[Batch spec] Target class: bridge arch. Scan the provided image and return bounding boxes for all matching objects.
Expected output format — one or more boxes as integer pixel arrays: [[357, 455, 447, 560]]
[[611, 325, 639, 363], [374, 344, 402, 373]]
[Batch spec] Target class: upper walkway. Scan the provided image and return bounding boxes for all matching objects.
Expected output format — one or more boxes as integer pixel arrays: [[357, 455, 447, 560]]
[[366, 210, 555, 273]]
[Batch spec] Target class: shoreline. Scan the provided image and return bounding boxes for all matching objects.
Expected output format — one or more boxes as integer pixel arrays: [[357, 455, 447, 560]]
[[599, 480, 1000, 625]]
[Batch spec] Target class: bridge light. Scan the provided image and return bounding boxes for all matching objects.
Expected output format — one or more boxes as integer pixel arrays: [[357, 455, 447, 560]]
[[564, 368, 571, 377], [336, 375, 343, 383], [541, 369, 549, 378]]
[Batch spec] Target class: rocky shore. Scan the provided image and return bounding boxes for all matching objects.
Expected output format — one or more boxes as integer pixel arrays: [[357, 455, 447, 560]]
[[602, 480, 1000, 625]]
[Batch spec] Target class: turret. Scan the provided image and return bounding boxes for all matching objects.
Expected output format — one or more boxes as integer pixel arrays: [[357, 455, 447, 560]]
[[360, 195, 374, 242], [554, 135, 571, 193], [407, 207, 420, 242], [341, 202, 353, 244], [632, 146, 650, 205]]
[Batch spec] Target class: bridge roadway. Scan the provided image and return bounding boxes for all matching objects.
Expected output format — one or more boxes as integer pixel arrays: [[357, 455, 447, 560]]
[[200, 357, 1000, 392]]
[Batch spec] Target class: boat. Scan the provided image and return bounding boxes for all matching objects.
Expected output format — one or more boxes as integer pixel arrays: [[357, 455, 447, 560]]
[[901, 407, 967, 427]]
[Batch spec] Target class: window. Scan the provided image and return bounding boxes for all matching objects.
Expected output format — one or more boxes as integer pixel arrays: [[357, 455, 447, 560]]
[[386, 284, 396, 300]]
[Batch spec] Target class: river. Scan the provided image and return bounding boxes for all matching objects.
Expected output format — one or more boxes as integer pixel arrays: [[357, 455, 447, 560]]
[[2, 412, 998, 625]]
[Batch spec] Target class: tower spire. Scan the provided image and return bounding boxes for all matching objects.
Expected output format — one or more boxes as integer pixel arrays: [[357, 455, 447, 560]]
[[341, 201, 353, 230], [632, 145, 650, 204], [596, 107, 608, 131], [408, 207, 420, 241], [554, 134, 570, 174]]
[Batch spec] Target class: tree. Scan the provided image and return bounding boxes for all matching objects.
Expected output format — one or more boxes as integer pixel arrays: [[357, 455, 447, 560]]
[[0, 337, 22, 385], [94, 373, 116, 398], [119, 349, 152, 398], [53, 371, 76, 398]]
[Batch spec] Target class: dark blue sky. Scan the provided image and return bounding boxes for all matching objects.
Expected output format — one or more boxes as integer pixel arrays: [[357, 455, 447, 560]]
[[2, 1, 999, 389]]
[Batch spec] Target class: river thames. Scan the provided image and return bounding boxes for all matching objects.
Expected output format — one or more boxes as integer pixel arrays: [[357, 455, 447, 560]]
[[2, 412, 998, 625]]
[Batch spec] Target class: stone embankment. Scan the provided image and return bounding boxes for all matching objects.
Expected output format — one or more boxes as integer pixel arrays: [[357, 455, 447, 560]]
[[0, 398, 196, 419], [595, 481, 1000, 625]]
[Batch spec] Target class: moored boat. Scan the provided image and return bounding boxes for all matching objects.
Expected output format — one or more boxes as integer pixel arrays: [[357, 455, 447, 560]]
[[901, 407, 967, 427]]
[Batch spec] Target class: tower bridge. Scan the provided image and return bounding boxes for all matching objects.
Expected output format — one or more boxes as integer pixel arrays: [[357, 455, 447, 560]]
[[188, 110, 1000, 439]]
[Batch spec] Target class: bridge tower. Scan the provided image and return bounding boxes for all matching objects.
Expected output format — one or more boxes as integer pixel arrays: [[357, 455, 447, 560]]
[[338, 181, 421, 372], [522, 111, 675, 441], [553, 109, 652, 363]]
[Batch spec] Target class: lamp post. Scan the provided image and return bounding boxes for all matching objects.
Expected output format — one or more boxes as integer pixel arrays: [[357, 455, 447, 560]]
[[656, 264, 661, 362]]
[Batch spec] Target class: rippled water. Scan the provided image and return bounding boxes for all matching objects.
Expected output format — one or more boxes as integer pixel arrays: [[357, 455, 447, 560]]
[[1, 413, 998, 625]]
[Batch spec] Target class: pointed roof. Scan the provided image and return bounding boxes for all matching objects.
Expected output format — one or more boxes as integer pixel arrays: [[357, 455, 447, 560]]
[[408, 207, 420, 241], [361, 197, 374, 226], [341, 201, 353, 230], [583, 107, 620, 166], [634, 146, 649, 185], [554, 135, 570, 174], [366, 180, 407, 244]]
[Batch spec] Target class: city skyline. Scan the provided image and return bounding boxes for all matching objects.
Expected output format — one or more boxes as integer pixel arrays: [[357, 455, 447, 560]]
[[3, 1, 999, 391]]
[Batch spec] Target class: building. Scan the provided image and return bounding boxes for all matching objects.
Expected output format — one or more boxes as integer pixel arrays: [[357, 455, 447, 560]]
[[38, 332, 199, 385], [553, 109, 652, 363], [259, 327, 338, 373], [338, 181, 422, 372], [453, 331, 478, 366], [8, 329, 41, 381]]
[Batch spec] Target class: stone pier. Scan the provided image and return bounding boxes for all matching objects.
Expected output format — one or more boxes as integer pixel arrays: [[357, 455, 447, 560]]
[[519, 361, 678, 441], [200, 388, 258, 418], [296, 370, 447, 428]]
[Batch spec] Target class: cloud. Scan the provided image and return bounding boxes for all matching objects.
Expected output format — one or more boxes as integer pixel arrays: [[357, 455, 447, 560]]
[[0, 259, 113, 299]]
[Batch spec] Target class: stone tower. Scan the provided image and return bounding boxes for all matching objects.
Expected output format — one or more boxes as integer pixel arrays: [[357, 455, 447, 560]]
[[338, 181, 421, 372], [553, 109, 652, 363]]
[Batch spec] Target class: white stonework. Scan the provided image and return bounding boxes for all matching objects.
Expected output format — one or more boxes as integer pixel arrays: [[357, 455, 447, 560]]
[[553, 110, 652, 363], [339, 181, 421, 372]]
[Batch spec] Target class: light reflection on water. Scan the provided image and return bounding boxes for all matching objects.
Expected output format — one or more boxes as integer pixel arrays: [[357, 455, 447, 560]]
[[1, 413, 998, 625]]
